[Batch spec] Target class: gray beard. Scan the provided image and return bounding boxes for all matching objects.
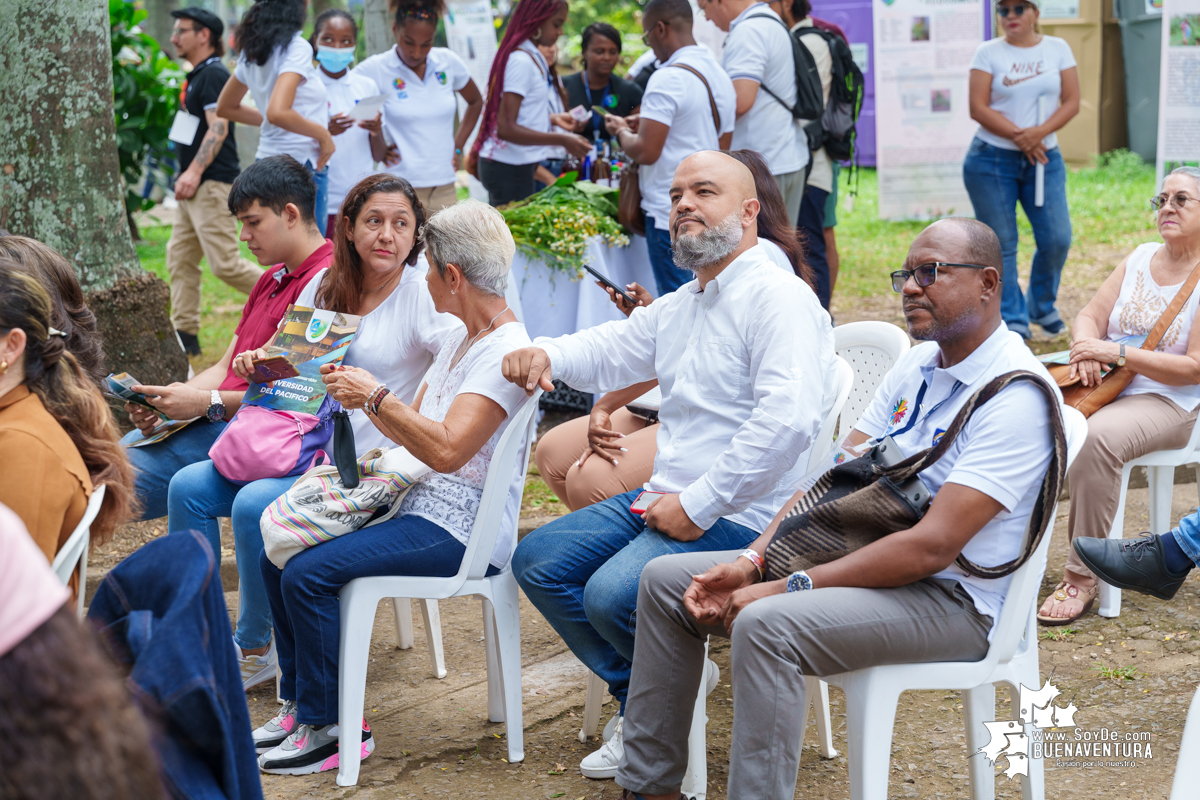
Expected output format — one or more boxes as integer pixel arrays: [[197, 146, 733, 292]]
[[670, 213, 743, 272]]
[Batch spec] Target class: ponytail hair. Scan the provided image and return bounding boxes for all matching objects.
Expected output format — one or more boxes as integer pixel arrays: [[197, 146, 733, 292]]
[[471, 0, 567, 157], [0, 262, 137, 546], [391, 0, 446, 28], [238, 0, 306, 66]]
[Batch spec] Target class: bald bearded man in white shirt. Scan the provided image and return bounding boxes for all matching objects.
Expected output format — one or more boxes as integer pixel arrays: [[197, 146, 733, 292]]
[[503, 150, 836, 779]]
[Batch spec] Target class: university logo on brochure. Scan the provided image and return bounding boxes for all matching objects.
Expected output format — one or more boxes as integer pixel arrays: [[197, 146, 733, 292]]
[[977, 680, 1153, 779], [305, 310, 335, 343]]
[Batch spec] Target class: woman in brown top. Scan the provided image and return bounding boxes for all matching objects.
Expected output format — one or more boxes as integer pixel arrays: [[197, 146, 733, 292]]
[[0, 261, 136, 562]]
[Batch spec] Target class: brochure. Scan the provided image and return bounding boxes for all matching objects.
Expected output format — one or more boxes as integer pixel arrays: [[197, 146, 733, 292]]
[[240, 305, 361, 414]]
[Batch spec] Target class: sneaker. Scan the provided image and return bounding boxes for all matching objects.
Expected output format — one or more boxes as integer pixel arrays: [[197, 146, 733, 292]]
[[258, 719, 374, 775], [581, 715, 623, 779], [252, 699, 298, 754], [238, 639, 278, 691], [176, 330, 202, 356]]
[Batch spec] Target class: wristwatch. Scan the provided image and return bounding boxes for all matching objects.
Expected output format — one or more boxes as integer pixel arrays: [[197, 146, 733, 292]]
[[786, 570, 814, 593], [1117, 343, 1126, 367], [205, 389, 226, 422]]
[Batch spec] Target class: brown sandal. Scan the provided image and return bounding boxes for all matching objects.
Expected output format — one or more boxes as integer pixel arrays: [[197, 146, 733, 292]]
[[1037, 580, 1097, 627]]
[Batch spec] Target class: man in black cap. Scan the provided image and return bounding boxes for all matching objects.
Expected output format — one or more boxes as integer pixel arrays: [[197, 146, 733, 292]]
[[167, 8, 262, 357]]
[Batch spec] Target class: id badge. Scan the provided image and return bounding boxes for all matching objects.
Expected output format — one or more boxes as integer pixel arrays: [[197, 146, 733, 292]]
[[168, 110, 201, 145]]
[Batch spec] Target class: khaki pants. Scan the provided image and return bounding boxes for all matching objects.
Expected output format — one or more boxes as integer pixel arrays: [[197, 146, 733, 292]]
[[534, 408, 657, 511], [413, 182, 459, 215], [167, 180, 263, 335], [1064, 392, 1199, 584], [772, 169, 805, 223]]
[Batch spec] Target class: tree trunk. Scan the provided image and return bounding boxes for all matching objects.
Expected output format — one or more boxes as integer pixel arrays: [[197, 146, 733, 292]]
[[0, 0, 188, 386], [363, 0, 393, 57], [312, 0, 342, 19], [144, 0, 180, 59]]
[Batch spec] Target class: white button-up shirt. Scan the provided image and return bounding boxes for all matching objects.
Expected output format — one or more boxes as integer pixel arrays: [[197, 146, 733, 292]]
[[538, 244, 835, 532], [854, 323, 1063, 638]]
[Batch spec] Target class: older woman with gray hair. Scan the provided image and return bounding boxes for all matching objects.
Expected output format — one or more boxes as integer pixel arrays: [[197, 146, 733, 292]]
[[1038, 165, 1200, 627], [255, 199, 533, 776]]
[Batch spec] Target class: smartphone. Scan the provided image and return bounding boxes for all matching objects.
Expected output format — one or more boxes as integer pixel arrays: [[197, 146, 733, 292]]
[[249, 355, 300, 384], [870, 436, 932, 510], [581, 263, 637, 306], [630, 490, 666, 514]]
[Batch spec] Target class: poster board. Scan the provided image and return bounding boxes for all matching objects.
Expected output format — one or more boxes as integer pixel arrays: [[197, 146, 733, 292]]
[[444, 0, 498, 148], [873, 0, 985, 220], [1155, 0, 1200, 186]]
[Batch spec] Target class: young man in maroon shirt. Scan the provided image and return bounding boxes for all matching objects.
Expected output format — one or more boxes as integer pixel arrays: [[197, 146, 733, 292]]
[[121, 155, 332, 520]]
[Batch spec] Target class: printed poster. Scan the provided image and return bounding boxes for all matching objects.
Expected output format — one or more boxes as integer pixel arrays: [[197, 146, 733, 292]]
[[1156, 0, 1200, 186], [444, 0, 498, 148], [241, 306, 360, 414], [873, 0, 984, 220]]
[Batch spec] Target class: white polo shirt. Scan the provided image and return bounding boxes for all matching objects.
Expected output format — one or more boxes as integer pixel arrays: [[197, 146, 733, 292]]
[[723, 3, 807, 177], [854, 323, 1062, 639], [353, 47, 472, 188], [478, 40, 554, 166], [318, 69, 380, 217], [235, 32, 329, 165], [638, 45, 737, 230]]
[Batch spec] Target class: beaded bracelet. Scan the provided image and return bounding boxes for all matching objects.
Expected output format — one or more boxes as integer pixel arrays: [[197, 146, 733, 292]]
[[364, 383, 386, 414]]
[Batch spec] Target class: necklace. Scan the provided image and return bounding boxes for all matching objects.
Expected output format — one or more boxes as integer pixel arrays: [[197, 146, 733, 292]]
[[451, 305, 509, 368]]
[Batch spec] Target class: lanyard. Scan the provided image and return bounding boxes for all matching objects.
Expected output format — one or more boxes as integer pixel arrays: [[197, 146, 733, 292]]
[[181, 56, 222, 105], [582, 80, 611, 138], [890, 378, 963, 438]]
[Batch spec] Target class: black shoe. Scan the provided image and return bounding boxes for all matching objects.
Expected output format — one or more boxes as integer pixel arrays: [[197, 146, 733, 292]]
[[1073, 534, 1191, 601], [177, 330, 202, 356]]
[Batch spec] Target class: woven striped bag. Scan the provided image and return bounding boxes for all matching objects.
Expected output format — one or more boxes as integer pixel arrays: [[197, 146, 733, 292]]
[[261, 446, 432, 568]]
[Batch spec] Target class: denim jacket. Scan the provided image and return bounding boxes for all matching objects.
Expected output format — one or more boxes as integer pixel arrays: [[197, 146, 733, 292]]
[[88, 530, 263, 800]]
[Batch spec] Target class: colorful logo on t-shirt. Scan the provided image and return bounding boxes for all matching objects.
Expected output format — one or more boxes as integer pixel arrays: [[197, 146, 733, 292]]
[[833, 451, 847, 465], [604, 93, 618, 109], [435, 70, 447, 85], [393, 77, 406, 90], [889, 398, 909, 428], [932, 428, 946, 446]]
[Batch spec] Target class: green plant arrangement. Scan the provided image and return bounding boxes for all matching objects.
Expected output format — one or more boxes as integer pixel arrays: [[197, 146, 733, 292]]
[[110, 0, 185, 235], [499, 173, 629, 275]]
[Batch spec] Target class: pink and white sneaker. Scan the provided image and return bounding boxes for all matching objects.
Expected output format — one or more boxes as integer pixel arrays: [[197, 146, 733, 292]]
[[252, 700, 298, 754], [257, 719, 374, 775]]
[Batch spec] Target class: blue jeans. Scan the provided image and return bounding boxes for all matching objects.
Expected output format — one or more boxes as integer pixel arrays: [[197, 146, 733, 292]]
[[797, 184, 831, 308], [512, 490, 758, 711], [962, 137, 1072, 337], [1173, 511, 1200, 568], [122, 419, 227, 521], [260, 514, 497, 725], [305, 161, 330, 237], [644, 216, 687, 295], [167, 459, 294, 650]]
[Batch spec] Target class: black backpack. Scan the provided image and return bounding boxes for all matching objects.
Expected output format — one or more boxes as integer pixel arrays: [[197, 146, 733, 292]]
[[743, 13, 825, 123], [796, 27, 866, 163]]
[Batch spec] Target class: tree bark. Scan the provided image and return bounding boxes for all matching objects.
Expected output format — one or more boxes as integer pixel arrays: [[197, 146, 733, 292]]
[[144, 0, 180, 59], [363, 0, 393, 57], [0, 0, 187, 385]]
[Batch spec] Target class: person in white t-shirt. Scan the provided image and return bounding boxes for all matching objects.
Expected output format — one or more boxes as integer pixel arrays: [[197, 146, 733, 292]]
[[310, 10, 389, 235], [699, 0, 807, 221], [353, 0, 484, 214], [964, 0, 1080, 340], [470, 0, 590, 206], [603, 0, 736, 296], [216, 0, 333, 236]]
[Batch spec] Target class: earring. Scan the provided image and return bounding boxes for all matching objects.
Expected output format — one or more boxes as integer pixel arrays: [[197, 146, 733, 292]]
[[0, 360, 7, 374], [451, 289, 456, 295], [535, 27, 542, 40]]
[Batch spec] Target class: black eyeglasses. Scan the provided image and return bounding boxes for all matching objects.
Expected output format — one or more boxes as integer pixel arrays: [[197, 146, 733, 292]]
[[1151, 192, 1196, 211], [997, 3, 1030, 17], [890, 262, 991, 293]]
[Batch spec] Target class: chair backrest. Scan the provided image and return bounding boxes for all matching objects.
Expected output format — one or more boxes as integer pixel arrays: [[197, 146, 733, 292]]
[[833, 321, 911, 439], [988, 406, 1087, 664], [804, 355, 854, 473], [458, 389, 542, 581], [504, 272, 525, 323], [51, 484, 106, 617]]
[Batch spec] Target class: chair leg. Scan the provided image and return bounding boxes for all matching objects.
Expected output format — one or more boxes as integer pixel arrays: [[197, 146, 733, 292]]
[[482, 597, 505, 724], [579, 671, 606, 743], [964, 684, 996, 800], [841, 676, 901, 800], [1149, 465, 1175, 535], [680, 641, 710, 800], [812, 678, 838, 758], [489, 576, 525, 763], [1099, 466, 1134, 619], [392, 598, 414, 650], [418, 599, 447, 679], [336, 586, 375, 787], [1169, 685, 1200, 800]]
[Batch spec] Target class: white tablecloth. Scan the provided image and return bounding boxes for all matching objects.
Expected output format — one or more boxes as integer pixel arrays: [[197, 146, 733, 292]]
[[513, 235, 658, 342]]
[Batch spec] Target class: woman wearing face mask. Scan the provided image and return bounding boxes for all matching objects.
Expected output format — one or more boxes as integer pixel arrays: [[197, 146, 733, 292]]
[[563, 23, 642, 144], [353, 0, 483, 214], [311, 9, 389, 235], [471, 0, 591, 206]]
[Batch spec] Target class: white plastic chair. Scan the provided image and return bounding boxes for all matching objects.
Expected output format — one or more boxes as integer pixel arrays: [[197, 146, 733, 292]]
[[832, 320, 912, 438], [334, 391, 541, 786], [1170, 683, 1200, 799], [1097, 417, 1200, 617], [814, 406, 1087, 800], [51, 484, 106, 619]]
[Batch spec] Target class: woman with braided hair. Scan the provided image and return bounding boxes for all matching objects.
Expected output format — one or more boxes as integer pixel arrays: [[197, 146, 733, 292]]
[[354, 0, 484, 214], [471, 0, 590, 206], [0, 261, 137, 584]]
